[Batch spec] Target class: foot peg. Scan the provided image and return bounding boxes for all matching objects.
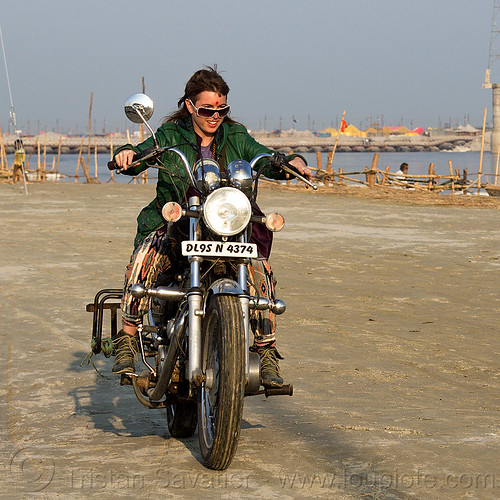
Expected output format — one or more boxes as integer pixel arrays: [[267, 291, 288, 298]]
[[264, 384, 293, 397]]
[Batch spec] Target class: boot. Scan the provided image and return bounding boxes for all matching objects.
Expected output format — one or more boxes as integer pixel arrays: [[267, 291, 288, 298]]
[[112, 332, 138, 374], [257, 346, 284, 388]]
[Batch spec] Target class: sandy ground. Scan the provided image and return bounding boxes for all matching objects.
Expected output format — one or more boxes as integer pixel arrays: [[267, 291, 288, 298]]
[[0, 182, 499, 500]]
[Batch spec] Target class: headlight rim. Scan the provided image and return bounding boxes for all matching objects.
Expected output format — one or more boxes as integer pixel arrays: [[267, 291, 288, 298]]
[[202, 187, 252, 236]]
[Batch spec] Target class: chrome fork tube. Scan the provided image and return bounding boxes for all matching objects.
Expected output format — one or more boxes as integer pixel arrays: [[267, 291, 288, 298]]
[[188, 285, 203, 385], [238, 233, 250, 385], [188, 196, 204, 385]]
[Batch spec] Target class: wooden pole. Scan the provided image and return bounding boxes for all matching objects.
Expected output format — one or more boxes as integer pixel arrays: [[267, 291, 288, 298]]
[[81, 156, 92, 183], [326, 151, 333, 172], [369, 153, 379, 187], [478, 107, 487, 194], [109, 134, 115, 183], [326, 110, 345, 177], [56, 135, 62, 175], [37, 140, 41, 180], [449, 160, 454, 194], [495, 137, 500, 186], [316, 151, 322, 172], [381, 165, 389, 186], [43, 133, 47, 173], [78, 156, 92, 183], [37, 139, 41, 181], [94, 137, 98, 181], [88, 92, 93, 171], [25, 144, 35, 171], [76, 136, 84, 182], [0, 122, 7, 171], [42, 133, 47, 181]]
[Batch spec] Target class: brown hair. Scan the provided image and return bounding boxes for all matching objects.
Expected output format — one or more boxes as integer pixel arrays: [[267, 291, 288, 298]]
[[164, 65, 237, 124]]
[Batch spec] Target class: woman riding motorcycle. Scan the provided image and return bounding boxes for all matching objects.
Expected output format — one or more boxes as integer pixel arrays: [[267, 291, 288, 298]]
[[112, 66, 311, 388]]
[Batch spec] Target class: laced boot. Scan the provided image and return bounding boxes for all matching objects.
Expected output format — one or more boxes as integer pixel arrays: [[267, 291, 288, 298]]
[[112, 332, 138, 374], [257, 346, 284, 388]]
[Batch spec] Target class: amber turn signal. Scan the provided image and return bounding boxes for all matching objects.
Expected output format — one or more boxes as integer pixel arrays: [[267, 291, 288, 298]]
[[265, 213, 285, 232], [162, 202, 183, 222]]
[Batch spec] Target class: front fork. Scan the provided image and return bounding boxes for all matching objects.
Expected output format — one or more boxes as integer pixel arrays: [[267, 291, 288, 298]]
[[186, 196, 251, 388]]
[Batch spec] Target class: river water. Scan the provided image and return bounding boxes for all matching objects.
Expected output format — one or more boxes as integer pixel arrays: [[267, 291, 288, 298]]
[[7, 151, 500, 184]]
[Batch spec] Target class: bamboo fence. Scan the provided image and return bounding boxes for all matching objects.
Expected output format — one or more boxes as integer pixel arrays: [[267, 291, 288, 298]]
[[310, 152, 499, 194]]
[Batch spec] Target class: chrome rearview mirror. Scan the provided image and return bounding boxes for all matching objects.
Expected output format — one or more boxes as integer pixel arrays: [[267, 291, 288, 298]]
[[124, 93, 158, 147], [124, 93, 154, 123]]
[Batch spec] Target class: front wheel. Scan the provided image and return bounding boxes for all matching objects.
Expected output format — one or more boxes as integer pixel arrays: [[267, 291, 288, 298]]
[[198, 294, 245, 470]]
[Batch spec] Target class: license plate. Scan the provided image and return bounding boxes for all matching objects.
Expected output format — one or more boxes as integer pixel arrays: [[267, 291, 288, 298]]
[[181, 241, 257, 258]]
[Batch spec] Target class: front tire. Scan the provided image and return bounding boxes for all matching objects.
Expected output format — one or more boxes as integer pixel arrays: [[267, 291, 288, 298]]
[[198, 294, 245, 470]]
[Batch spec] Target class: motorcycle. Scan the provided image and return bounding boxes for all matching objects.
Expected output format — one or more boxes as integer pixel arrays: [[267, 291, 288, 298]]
[[88, 93, 317, 470]]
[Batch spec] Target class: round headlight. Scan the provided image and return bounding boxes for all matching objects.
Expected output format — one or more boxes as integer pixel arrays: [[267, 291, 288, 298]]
[[203, 187, 252, 236]]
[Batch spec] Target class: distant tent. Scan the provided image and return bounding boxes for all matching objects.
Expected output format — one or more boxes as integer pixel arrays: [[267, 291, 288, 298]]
[[405, 127, 424, 136], [343, 124, 366, 137], [456, 124, 479, 136], [382, 126, 410, 136], [319, 127, 337, 136], [364, 127, 379, 136]]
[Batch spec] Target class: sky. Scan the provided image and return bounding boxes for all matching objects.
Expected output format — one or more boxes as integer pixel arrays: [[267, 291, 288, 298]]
[[0, 0, 496, 134]]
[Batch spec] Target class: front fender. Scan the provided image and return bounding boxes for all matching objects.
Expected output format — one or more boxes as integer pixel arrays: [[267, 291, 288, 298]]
[[208, 278, 244, 296]]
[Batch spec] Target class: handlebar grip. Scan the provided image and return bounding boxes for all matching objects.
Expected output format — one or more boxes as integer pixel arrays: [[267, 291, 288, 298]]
[[107, 152, 141, 173]]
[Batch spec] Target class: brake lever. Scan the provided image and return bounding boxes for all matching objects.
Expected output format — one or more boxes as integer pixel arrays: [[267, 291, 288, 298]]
[[279, 160, 318, 190]]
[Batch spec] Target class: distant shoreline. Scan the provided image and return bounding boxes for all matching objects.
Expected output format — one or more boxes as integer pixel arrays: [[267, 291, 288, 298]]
[[0, 131, 486, 154]]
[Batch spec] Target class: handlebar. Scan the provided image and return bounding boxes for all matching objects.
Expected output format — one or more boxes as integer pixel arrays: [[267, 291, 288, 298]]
[[108, 147, 317, 190], [107, 147, 196, 187]]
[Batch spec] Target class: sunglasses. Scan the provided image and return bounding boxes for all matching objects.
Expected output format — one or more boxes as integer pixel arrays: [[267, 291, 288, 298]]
[[189, 100, 231, 118]]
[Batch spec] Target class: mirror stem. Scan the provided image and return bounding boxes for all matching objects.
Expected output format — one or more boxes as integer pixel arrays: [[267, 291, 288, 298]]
[[134, 105, 159, 148]]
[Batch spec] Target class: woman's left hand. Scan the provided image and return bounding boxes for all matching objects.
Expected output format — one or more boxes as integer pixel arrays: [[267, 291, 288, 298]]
[[288, 157, 313, 182]]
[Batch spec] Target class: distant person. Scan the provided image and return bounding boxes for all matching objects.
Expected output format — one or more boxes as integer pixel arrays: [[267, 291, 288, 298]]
[[396, 162, 409, 178], [11, 139, 26, 183], [395, 162, 411, 188]]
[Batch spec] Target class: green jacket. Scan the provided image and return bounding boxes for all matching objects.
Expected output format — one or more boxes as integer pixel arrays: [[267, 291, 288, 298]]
[[115, 117, 306, 247]]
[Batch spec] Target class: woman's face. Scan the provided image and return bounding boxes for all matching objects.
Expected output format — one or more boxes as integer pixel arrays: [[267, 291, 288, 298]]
[[185, 91, 228, 141]]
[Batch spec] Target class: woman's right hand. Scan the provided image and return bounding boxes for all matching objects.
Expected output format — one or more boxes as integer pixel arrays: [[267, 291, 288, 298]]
[[115, 149, 136, 170]]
